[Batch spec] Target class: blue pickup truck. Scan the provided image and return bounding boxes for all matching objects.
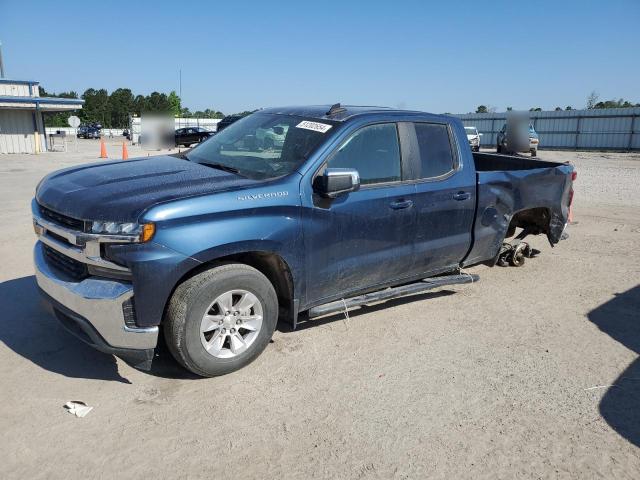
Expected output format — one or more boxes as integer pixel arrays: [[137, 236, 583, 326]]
[[32, 105, 575, 377]]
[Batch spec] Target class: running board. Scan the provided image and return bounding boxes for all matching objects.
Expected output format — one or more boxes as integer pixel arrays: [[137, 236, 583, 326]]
[[307, 273, 479, 319]]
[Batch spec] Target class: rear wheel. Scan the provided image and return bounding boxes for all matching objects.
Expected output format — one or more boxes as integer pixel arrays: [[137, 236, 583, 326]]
[[164, 263, 278, 377]]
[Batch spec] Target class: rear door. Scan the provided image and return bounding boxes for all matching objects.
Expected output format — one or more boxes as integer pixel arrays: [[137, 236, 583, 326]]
[[407, 122, 476, 274], [303, 122, 417, 304]]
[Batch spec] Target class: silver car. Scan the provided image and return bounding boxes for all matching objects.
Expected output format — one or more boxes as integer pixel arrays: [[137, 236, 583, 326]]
[[464, 126, 482, 152]]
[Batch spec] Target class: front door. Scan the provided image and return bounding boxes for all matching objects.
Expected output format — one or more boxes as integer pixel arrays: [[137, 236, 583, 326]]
[[303, 123, 417, 305]]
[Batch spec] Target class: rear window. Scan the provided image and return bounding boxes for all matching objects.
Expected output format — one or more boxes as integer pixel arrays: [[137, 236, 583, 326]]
[[414, 123, 456, 179]]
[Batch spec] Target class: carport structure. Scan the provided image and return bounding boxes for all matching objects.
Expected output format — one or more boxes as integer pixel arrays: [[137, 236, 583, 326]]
[[0, 79, 83, 154]]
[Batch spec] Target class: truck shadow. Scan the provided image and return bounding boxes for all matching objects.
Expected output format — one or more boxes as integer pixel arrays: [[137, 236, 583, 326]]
[[0, 275, 458, 382], [587, 285, 640, 447], [0, 275, 132, 383]]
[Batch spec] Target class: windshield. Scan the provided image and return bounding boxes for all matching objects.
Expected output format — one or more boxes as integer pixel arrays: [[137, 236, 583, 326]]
[[465, 127, 478, 135], [186, 113, 337, 179]]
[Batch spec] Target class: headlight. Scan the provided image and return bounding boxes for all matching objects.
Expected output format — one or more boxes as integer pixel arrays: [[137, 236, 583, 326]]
[[91, 221, 155, 242]]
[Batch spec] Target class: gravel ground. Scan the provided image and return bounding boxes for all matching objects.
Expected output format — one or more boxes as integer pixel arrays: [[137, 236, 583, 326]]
[[1, 141, 639, 479]]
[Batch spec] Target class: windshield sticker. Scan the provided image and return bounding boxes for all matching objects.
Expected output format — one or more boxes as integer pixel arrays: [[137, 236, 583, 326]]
[[296, 121, 332, 133]]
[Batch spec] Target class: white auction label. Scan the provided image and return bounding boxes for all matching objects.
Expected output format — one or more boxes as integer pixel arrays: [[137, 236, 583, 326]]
[[296, 121, 332, 133]]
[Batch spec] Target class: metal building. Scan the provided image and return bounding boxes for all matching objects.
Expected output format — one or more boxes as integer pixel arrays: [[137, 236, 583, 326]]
[[0, 79, 83, 154], [454, 107, 640, 151]]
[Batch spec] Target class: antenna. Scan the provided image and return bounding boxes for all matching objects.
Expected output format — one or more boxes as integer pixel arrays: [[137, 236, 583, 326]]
[[326, 103, 346, 116]]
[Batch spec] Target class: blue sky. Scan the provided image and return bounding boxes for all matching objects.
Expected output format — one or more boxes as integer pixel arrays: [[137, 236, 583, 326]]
[[1, 0, 638, 114]]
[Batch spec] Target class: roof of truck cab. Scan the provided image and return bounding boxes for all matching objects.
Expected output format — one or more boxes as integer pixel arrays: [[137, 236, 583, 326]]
[[259, 105, 441, 122]]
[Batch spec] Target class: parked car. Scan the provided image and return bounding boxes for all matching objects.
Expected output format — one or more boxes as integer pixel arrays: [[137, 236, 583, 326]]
[[32, 105, 575, 376], [216, 114, 245, 132], [464, 126, 482, 152], [175, 127, 214, 147], [77, 124, 101, 139], [497, 122, 540, 156]]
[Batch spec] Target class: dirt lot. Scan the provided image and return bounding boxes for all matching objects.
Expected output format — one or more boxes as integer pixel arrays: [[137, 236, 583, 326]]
[[1, 140, 639, 479]]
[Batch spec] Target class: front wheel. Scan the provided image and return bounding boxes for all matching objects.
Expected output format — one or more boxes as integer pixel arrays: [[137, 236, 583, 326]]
[[164, 263, 278, 377]]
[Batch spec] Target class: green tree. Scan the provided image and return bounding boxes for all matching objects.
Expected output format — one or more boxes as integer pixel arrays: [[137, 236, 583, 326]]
[[168, 91, 181, 116], [109, 88, 134, 127], [80, 88, 110, 126], [133, 95, 147, 115], [529, 107, 542, 112], [555, 107, 562, 111], [145, 91, 171, 113], [475, 105, 488, 113], [593, 98, 640, 109], [565, 106, 573, 110]]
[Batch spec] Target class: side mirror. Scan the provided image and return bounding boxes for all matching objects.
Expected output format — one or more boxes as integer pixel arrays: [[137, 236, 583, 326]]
[[313, 168, 360, 198]]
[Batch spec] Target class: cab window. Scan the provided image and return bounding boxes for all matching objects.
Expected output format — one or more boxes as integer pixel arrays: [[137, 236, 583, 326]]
[[326, 123, 401, 185], [413, 123, 456, 179]]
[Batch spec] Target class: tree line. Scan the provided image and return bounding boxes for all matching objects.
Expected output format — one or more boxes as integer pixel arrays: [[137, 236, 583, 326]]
[[39, 86, 226, 128], [475, 92, 639, 114]]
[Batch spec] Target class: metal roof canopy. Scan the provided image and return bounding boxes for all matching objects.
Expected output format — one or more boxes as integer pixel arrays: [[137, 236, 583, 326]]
[[0, 95, 84, 111], [0, 78, 39, 85]]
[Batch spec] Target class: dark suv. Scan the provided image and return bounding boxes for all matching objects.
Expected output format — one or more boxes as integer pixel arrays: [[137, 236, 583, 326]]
[[77, 124, 101, 139]]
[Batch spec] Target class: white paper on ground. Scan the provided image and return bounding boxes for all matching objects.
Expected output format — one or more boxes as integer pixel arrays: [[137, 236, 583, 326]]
[[63, 401, 93, 418]]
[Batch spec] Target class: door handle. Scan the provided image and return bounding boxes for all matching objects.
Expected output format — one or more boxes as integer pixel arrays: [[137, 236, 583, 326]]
[[389, 199, 413, 210], [453, 191, 471, 201]]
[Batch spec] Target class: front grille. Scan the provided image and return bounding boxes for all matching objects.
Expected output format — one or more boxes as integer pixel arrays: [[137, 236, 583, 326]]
[[39, 204, 87, 231], [42, 244, 88, 280]]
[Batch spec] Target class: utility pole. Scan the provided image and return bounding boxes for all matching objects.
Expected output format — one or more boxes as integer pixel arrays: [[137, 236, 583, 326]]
[[0, 41, 6, 78]]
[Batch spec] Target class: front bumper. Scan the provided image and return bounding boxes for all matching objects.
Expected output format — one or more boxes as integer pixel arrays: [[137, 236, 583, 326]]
[[34, 242, 158, 369]]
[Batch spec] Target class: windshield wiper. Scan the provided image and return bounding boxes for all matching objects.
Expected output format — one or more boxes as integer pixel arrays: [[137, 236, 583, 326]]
[[202, 162, 242, 175]]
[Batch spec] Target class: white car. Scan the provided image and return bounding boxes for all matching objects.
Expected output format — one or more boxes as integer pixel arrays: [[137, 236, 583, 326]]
[[464, 126, 482, 152]]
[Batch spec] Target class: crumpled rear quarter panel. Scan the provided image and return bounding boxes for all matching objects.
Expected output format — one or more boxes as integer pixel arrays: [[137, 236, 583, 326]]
[[464, 164, 574, 266]]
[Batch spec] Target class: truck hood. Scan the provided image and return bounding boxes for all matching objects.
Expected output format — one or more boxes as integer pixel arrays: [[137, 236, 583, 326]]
[[36, 156, 260, 222]]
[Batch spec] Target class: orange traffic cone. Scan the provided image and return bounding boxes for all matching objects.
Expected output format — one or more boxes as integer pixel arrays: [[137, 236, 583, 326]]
[[122, 141, 129, 160], [99, 139, 108, 159]]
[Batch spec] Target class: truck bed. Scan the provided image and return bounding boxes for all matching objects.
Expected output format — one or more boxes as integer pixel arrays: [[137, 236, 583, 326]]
[[472, 152, 565, 171], [462, 152, 575, 268]]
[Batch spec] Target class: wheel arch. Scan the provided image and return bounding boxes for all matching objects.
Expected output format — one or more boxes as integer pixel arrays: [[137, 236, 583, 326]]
[[504, 206, 553, 238], [162, 250, 297, 327]]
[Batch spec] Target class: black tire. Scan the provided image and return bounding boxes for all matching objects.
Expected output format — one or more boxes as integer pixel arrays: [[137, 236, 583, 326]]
[[530, 148, 537, 157], [164, 263, 278, 377], [496, 144, 502, 154]]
